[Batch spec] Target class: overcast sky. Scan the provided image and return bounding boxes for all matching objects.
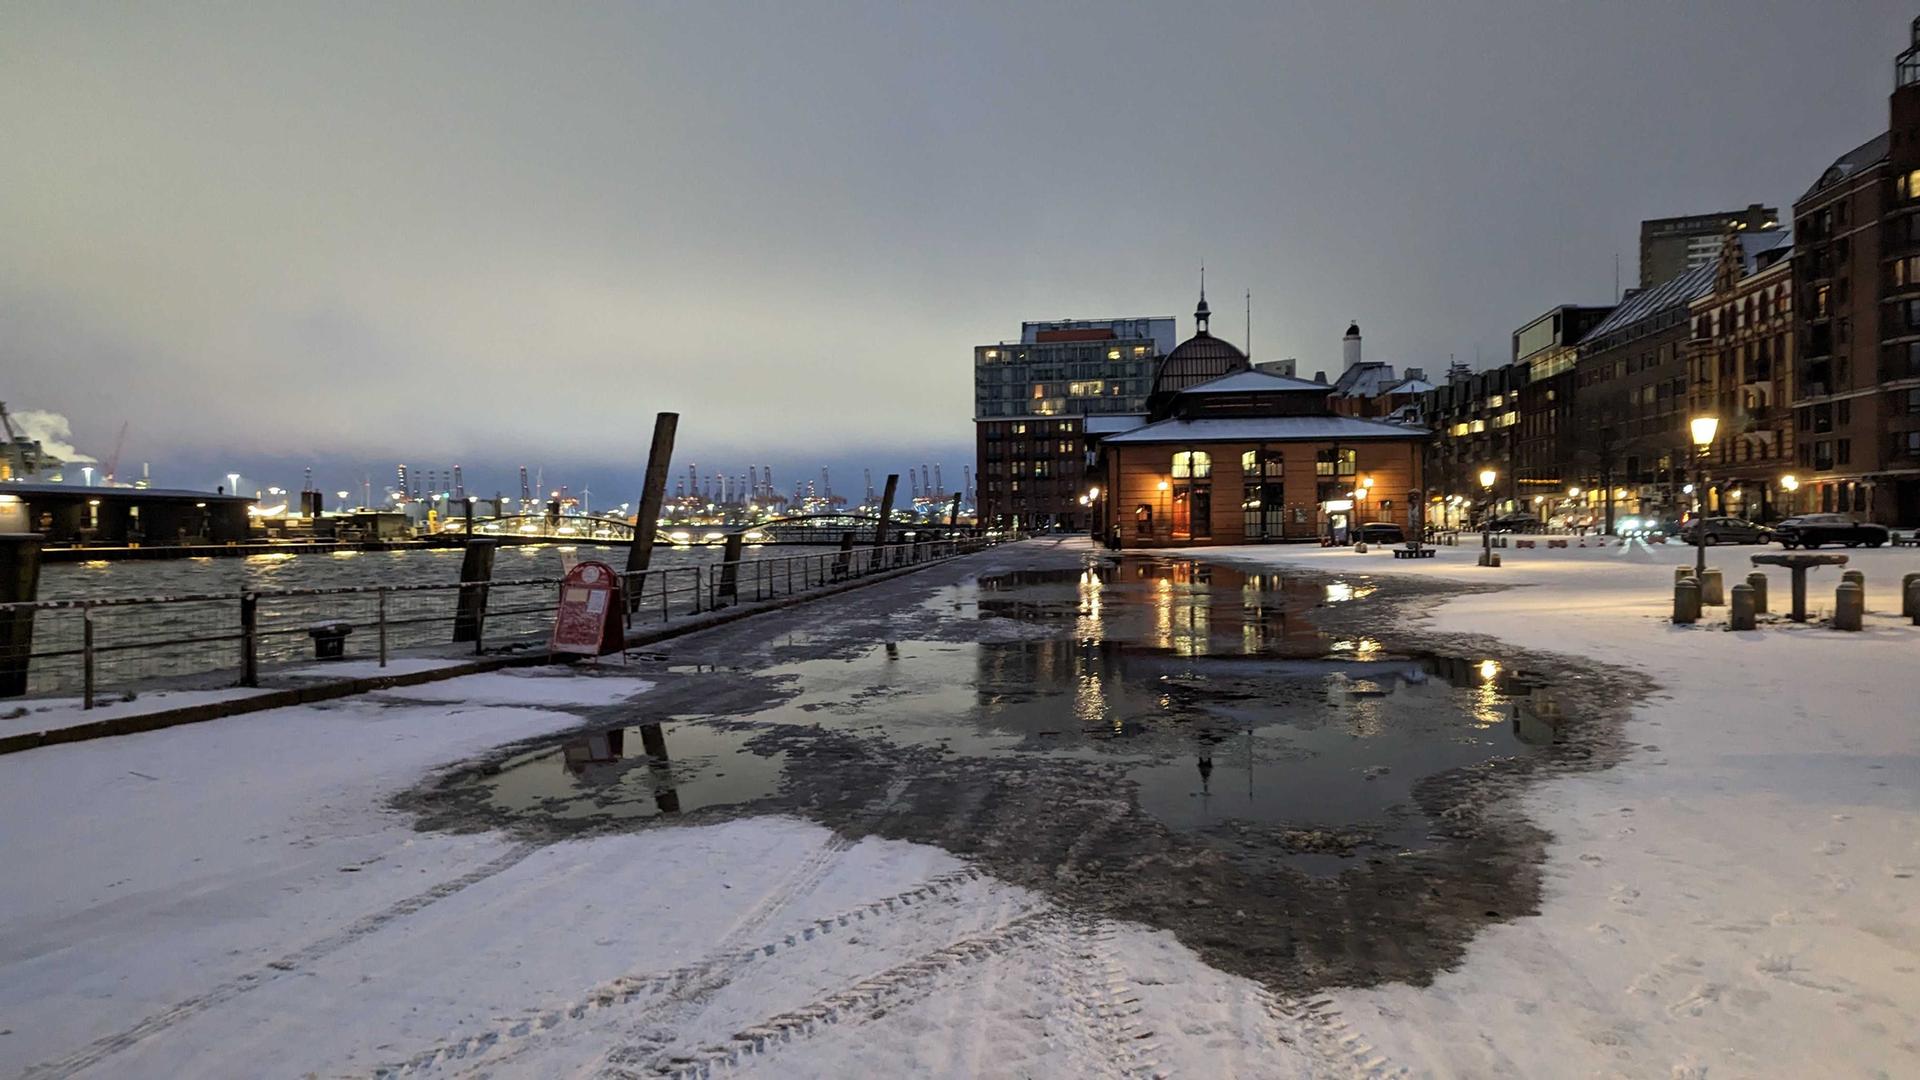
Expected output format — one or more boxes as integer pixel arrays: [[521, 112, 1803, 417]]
[[1, 2, 1908, 497]]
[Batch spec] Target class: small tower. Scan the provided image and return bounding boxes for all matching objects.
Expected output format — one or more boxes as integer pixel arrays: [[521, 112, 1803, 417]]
[[1342, 322, 1362, 369], [1195, 268, 1211, 334]]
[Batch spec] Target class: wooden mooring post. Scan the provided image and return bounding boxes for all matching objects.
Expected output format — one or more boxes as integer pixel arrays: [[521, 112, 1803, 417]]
[[624, 411, 679, 612], [452, 538, 497, 650], [872, 473, 899, 573], [0, 532, 42, 698]]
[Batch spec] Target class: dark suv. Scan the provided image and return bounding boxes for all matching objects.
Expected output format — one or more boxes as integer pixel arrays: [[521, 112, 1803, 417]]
[[1773, 514, 1889, 549]]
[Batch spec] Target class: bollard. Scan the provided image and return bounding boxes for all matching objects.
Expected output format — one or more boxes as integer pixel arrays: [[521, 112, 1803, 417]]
[[1700, 567, 1725, 606], [1675, 566, 1695, 585], [624, 412, 679, 613], [1746, 571, 1768, 614], [1904, 572, 1920, 618], [1841, 569, 1865, 590], [1834, 581, 1864, 631], [1672, 578, 1700, 624], [1354, 541, 1369, 553], [1729, 583, 1756, 630], [718, 532, 746, 606]]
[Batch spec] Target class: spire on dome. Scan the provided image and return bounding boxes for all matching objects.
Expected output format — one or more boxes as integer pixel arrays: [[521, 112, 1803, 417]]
[[1195, 266, 1211, 332]]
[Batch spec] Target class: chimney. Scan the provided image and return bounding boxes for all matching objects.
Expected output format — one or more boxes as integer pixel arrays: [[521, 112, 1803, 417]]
[[1342, 322, 1362, 369]]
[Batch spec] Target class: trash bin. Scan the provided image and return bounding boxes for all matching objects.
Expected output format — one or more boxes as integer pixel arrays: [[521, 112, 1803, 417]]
[[308, 621, 354, 660]]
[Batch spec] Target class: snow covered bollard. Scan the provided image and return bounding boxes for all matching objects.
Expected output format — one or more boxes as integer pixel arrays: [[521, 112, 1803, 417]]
[[1747, 571, 1769, 614], [1700, 567, 1725, 606], [1672, 577, 1700, 624], [1729, 583, 1756, 631], [1903, 572, 1920, 619], [308, 621, 354, 660], [1833, 582, 1864, 632]]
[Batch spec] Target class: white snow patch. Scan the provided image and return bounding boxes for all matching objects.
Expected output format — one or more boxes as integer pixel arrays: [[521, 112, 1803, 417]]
[[0, 687, 276, 738], [284, 656, 470, 679], [370, 668, 653, 707]]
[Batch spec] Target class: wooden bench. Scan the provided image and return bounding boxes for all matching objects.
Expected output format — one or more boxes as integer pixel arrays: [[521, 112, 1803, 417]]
[[1516, 539, 1537, 549], [1547, 538, 1569, 548], [1393, 546, 1437, 559]]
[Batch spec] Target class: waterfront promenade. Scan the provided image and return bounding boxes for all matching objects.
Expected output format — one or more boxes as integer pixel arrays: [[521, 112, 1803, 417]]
[[2, 538, 1914, 1077]]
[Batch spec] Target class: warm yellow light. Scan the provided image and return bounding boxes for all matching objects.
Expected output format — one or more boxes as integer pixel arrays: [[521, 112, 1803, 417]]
[[1780, 474, 1800, 492], [1157, 480, 1169, 491], [1615, 488, 1627, 499], [1478, 468, 1497, 489], [1478, 659, 1500, 681], [1088, 486, 1100, 498], [1690, 415, 1720, 447], [1568, 486, 1581, 497], [1362, 476, 1374, 488]]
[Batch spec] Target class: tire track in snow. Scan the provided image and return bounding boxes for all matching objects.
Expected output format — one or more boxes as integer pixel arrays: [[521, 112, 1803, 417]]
[[373, 866, 994, 1075], [638, 909, 1066, 1080], [24, 841, 541, 1080], [1253, 987, 1411, 1079]]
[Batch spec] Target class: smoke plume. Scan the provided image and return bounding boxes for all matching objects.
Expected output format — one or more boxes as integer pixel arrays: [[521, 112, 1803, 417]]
[[8, 409, 96, 463]]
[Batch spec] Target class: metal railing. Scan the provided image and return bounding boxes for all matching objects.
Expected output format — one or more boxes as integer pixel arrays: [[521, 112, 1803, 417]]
[[0, 536, 1000, 708]]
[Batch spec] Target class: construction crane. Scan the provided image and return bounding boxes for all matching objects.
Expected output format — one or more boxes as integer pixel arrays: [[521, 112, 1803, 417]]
[[519, 466, 532, 504]]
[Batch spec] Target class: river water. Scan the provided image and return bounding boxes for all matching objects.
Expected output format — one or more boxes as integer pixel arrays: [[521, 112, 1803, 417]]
[[38, 544, 724, 601]]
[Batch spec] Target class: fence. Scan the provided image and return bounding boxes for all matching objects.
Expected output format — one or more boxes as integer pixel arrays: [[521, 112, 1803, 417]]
[[0, 537, 996, 708]]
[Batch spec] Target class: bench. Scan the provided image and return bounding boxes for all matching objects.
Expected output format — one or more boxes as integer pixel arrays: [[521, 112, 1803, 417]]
[[1516, 539, 1536, 549], [1393, 546, 1437, 559], [1547, 538, 1569, 549]]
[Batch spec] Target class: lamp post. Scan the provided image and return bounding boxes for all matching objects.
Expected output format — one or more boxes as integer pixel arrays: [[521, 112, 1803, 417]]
[[227, 472, 240, 498], [1779, 473, 1799, 520], [1689, 416, 1719, 579], [1478, 468, 1497, 566]]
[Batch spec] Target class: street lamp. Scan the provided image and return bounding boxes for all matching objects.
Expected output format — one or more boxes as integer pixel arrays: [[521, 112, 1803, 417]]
[[1478, 468, 1498, 566], [1689, 415, 1720, 579], [227, 472, 240, 497], [81, 465, 94, 486]]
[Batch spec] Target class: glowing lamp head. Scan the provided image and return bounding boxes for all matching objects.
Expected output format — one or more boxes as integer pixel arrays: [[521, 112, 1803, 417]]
[[1156, 480, 1169, 491], [1690, 415, 1719, 448], [1478, 468, 1497, 489], [1780, 474, 1799, 492], [1569, 486, 1581, 497]]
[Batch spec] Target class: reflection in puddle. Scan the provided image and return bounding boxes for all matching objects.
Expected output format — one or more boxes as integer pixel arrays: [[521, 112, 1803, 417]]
[[469, 721, 784, 822], [749, 557, 1565, 868]]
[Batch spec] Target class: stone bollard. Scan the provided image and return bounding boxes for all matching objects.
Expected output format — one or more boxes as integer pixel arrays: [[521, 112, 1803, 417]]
[[1675, 566, 1695, 585], [1705, 568, 1726, 605], [1354, 541, 1368, 553], [1904, 572, 1920, 618], [1672, 578, 1700, 624], [1842, 569, 1865, 589], [1834, 581, 1864, 631], [1729, 583, 1756, 630], [1746, 571, 1768, 614]]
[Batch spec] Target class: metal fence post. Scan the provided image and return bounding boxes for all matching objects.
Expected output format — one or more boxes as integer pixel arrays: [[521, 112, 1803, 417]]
[[239, 592, 259, 688], [82, 601, 95, 710], [377, 588, 388, 668]]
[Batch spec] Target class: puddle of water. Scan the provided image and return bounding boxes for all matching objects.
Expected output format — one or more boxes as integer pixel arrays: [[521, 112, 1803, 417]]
[[710, 558, 1563, 866], [466, 721, 785, 822]]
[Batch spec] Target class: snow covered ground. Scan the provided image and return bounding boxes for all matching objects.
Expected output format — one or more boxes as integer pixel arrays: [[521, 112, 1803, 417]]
[[5, 540, 1914, 1078], [1199, 539, 1920, 1079]]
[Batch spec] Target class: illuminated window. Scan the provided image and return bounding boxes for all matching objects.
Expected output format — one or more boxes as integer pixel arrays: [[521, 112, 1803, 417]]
[[1011, 422, 1027, 435], [1450, 422, 1470, 437], [1107, 349, 1121, 360], [1171, 451, 1212, 479], [1470, 419, 1486, 433], [985, 349, 999, 360], [1132, 345, 1147, 357], [1068, 380, 1106, 396]]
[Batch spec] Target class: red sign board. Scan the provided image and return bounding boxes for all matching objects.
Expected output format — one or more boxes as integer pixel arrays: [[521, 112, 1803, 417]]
[[550, 560, 625, 656]]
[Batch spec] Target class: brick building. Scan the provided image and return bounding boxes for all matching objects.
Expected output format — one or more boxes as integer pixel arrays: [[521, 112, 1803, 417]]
[[1787, 17, 1920, 524], [1686, 232, 1796, 520]]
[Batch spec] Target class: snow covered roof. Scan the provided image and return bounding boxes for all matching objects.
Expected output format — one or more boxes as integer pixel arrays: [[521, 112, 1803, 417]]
[[1082, 414, 1149, 435], [1331, 362, 1403, 398], [1579, 261, 1717, 344], [1384, 378, 1436, 395], [1172, 369, 1330, 395], [1100, 415, 1429, 445], [1799, 132, 1889, 202]]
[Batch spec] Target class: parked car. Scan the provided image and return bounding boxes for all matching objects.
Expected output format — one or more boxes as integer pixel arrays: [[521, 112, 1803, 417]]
[[1676, 516, 1773, 545], [1356, 521, 1405, 544], [1772, 514, 1889, 549], [1486, 513, 1542, 533]]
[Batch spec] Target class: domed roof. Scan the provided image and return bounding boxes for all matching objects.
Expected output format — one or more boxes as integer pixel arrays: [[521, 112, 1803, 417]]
[[1345, 322, 1361, 338], [1151, 330, 1249, 398]]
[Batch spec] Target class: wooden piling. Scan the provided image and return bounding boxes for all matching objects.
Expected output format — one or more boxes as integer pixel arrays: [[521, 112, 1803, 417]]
[[873, 473, 899, 571], [624, 412, 680, 610], [452, 538, 497, 646], [718, 531, 745, 606], [0, 533, 42, 697]]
